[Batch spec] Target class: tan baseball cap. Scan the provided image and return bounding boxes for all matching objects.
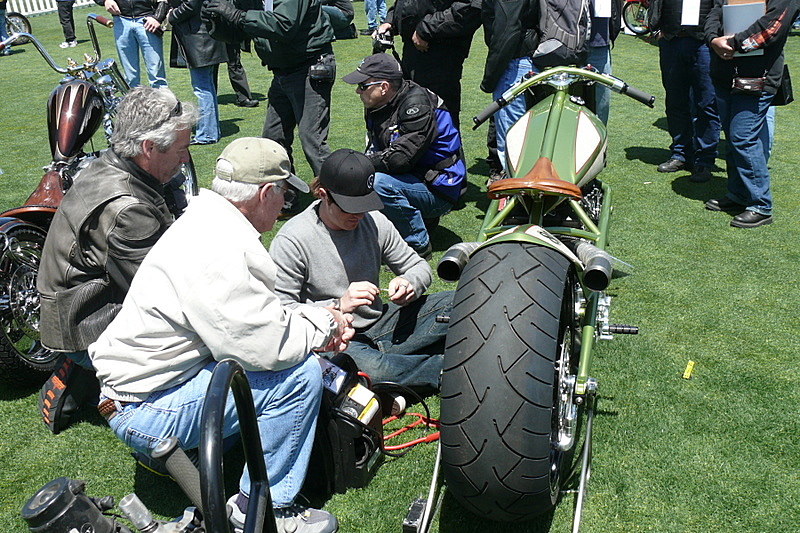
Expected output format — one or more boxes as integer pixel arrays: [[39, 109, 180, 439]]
[[215, 137, 309, 193]]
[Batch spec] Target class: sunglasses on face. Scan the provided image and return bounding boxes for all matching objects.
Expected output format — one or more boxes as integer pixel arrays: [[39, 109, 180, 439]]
[[357, 81, 384, 91], [273, 181, 297, 204]]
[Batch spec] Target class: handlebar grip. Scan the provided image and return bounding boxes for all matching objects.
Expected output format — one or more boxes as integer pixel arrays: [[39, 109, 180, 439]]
[[622, 84, 655, 108], [90, 13, 114, 27], [472, 99, 504, 130]]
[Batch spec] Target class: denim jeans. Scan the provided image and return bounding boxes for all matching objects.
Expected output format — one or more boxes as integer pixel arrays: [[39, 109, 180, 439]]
[[345, 291, 453, 392], [0, 9, 9, 43], [586, 44, 611, 125], [658, 37, 720, 169], [372, 172, 453, 252], [262, 61, 333, 176], [714, 87, 774, 215], [364, 0, 386, 31], [189, 64, 220, 143], [107, 356, 322, 507], [493, 57, 537, 172], [112, 15, 167, 88]]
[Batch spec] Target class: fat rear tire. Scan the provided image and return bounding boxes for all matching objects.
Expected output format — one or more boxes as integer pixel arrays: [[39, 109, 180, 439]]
[[440, 242, 579, 522], [0, 226, 58, 386]]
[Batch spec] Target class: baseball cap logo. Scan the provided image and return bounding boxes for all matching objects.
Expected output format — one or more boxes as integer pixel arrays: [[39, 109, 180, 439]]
[[366, 173, 375, 189]]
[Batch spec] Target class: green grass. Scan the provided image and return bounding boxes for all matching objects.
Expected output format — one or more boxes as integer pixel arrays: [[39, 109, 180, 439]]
[[2, 7, 800, 533]]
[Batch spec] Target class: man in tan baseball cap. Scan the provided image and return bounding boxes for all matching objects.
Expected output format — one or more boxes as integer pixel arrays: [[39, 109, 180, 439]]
[[90, 137, 350, 533]]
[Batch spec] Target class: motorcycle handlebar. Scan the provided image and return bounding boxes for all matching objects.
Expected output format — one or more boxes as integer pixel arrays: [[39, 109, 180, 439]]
[[89, 13, 114, 28], [620, 84, 655, 108], [472, 99, 505, 130]]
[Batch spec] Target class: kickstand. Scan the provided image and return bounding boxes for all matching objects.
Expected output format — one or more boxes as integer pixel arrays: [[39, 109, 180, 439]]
[[570, 384, 597, 533], [402, 441, 444, 533]]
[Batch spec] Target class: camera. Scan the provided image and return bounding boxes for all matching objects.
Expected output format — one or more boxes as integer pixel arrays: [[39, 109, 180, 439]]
[[372, 31, 394, 54]]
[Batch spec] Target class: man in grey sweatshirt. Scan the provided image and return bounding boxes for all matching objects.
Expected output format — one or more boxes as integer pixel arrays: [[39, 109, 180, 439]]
[[270, 148, 451, 392]]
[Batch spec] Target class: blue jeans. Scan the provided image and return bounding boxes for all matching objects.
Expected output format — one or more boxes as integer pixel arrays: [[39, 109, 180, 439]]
[[189, 64, 220, 143], [658, 37, 720, 169], [0, 9, 9, 44], [364, 0, 386, 31], [345, 291, 453, 391], [586, 44, 611, 125], [107, 356, 322, 507], [372, 172, 453, 252], [714, 87, 774, 215], [113, 15, 167, 88], [493, 57, 537, 172], [262, 59, 333, 176]]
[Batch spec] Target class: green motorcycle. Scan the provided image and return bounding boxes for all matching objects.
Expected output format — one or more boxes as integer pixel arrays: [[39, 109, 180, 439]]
[[412, 66, 654, 532]]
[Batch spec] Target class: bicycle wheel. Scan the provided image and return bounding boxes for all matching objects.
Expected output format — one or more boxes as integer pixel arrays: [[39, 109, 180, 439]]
[[623, 1, 650, 35]]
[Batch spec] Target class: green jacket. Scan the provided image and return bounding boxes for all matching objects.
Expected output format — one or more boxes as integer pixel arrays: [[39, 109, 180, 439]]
[[241, 0, 334, 71]]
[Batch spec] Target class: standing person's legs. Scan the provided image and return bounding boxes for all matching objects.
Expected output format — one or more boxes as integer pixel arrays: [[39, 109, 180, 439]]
[[492, 57, 535, 172], [0, 9, 9, 54], [57, 0, 76, 44], [296, 72, 333, 176], [263, 72, 300, 169], [586, 44, 611, 124], [658, 37, 694, 169], [189, 64, 221, 144], [113, 16, 143, 87], [226, 43, 254, 105], [689, 41, 720, 171], [136, 21, 167, 88]]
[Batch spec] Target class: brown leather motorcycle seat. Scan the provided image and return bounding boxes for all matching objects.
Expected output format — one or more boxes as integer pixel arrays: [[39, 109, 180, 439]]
[[488, 157, 582, 201]]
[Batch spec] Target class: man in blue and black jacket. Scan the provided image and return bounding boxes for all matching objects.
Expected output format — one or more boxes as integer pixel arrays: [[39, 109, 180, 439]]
[[343, 54, 466, 259]]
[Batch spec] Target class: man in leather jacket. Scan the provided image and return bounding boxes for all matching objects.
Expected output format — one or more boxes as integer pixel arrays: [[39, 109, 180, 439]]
[[377, 0, 481, 130], [36, 87, 197, 434], [343, 54, 465, 258], [96, 0, 169, 87]]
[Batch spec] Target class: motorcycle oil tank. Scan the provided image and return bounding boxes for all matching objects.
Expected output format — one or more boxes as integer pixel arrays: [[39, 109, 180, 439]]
[[47, 80, 104, 163], [505, 95, 608, 188]]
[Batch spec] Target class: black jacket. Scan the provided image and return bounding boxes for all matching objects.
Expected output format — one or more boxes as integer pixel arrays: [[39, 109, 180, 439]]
[[704, 0, 798, 93], [481, 0, 539, 93], [239, 0, 334, 71], [169, 0, 228, 68], [93, 0, 168, 20], [649, 0, 714, 40], [386, 0, 482, 60]]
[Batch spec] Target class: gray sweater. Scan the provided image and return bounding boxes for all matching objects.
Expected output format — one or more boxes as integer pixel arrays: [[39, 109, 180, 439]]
[[270, 201, 432, 329]]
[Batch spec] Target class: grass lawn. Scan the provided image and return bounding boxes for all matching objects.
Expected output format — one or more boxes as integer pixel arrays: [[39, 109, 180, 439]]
[[2, 6, 800, 532]]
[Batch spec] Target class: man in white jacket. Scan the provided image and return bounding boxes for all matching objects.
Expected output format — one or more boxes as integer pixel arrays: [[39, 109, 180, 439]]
[[90, 137, 352, 533]]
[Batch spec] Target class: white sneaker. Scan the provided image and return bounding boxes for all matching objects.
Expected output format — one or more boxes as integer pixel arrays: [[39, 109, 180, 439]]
[[59, 41, 77, 48], [227, 495, 338, 533]]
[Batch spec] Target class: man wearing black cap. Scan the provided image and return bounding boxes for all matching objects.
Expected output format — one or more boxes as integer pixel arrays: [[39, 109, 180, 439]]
[[342, 54, 466, 259], [270, 148, 452, 393]]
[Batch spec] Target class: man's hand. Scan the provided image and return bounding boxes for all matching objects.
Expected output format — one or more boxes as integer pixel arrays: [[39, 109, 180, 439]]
[[388, 276, 415, 306], [339, 281, 379, 313], [104, 0, 121, 16], [377, 22, 392, 37], [710, 35, 735, 60], [412, 31, 429, 52], [142, 16, 161, 33], [320, 309, 354, 353], [202, 0, 244, 26]]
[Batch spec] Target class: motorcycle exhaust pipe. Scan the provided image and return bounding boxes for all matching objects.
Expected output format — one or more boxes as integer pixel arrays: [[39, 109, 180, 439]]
[[437, 242, 481, 282], [574, 241, 613, 292]]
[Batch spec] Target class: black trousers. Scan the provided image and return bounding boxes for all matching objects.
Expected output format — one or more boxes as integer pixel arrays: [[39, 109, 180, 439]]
[[57, 0, 75, 42], [226, 43, 253, 103]]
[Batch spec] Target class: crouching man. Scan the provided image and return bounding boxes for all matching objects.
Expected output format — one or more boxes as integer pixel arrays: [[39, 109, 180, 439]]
[[89, 138, 353, 533]]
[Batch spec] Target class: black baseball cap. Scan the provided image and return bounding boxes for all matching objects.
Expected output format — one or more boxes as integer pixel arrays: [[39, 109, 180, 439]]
[[319, 149, 384, 214], [342, 53, 404, 85]]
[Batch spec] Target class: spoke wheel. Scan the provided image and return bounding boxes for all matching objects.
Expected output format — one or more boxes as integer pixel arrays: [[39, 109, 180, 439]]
[[0, 226, 58, 386], [623, 1, 650, 35], [6, 13, 32, 44]]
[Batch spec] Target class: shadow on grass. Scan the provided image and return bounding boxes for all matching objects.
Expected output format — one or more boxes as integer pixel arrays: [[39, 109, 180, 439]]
[[0, 381, 40, 400], [438, 490, 556, 532], [670, 174, 729, 204], [624, 145, 672, 167]]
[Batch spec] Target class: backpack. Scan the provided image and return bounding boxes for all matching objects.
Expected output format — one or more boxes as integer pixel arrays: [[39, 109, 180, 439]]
[[531, 0, 592, 69]]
